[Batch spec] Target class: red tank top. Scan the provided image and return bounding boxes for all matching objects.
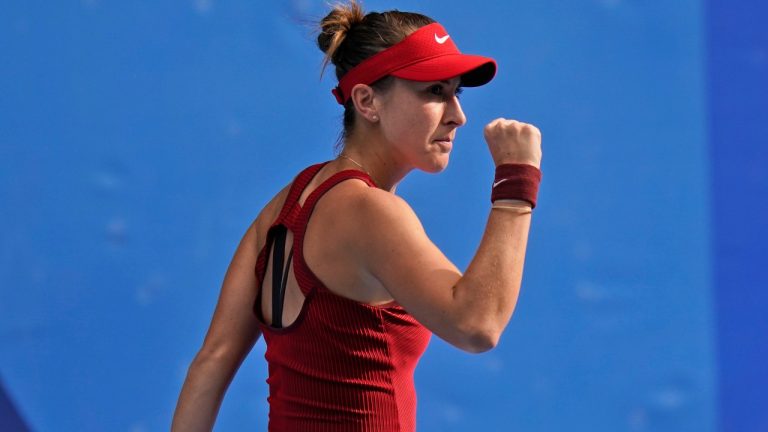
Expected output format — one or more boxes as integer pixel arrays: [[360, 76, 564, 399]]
[[253, 161, 432, 432]]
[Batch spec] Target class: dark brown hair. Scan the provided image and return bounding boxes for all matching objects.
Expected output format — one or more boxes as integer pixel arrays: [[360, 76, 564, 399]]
[[317, 1, 435, 147]]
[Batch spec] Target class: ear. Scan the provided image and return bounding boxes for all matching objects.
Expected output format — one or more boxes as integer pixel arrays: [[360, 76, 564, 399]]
[[349, 84, 380, 123]]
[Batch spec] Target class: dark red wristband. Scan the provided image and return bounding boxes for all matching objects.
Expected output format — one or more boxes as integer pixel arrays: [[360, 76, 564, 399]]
[[491, 163, 542, 208]]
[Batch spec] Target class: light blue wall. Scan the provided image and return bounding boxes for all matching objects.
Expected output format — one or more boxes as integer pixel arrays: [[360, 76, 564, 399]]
[[2, 0, 761, 431]]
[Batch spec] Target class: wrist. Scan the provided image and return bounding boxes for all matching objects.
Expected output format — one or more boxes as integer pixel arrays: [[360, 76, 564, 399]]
[[493, 199, 531, 207], [494, 159, 540, 170], [490, 164, 542, 208]]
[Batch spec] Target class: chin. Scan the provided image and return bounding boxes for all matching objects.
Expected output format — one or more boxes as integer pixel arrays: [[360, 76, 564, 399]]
[[420, 154, 451, 174]]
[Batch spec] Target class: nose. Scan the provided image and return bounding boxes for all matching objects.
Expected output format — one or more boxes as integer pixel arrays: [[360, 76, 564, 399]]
[[445, 95, 467, 127]]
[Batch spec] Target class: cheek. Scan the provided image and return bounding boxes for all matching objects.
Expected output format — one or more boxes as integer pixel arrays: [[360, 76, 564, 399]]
[[379, 96, 441, 150], [383, 111, 424, 144], [399, 106, 437, 138]]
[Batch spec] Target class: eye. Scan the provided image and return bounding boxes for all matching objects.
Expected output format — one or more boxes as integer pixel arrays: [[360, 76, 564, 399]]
[[427, 84, 463, 100], [428, 84, 444, 96]]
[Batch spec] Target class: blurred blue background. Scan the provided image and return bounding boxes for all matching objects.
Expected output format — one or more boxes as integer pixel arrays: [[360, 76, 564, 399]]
[[1, 0, 766, 431]]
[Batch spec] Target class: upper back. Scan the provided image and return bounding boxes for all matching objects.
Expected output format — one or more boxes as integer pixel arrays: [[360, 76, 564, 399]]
[[253, 161, 395, 322], [251, 161, 432, 432]]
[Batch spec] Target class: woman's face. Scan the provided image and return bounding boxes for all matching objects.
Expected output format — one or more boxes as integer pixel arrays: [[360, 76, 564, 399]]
[[375, 77, 467, 173]]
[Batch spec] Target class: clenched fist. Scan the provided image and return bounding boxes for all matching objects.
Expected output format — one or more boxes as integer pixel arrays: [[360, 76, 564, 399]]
[[484, 118, 542, 169]]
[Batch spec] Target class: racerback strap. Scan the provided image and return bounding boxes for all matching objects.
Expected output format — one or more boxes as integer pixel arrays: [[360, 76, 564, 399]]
[[269, 225, 293, 329], [254, 161, 379, 326]]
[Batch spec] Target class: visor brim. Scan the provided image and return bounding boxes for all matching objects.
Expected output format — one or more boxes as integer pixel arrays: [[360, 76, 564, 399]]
[[389, 54, 497, 87]]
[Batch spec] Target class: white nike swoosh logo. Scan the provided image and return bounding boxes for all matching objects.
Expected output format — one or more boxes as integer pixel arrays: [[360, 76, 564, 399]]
[[435, 33, 450, 44], [492, 178, 509, 188]]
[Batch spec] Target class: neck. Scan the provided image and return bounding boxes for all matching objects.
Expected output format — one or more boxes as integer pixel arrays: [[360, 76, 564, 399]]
[[339, 135, 411, 193]]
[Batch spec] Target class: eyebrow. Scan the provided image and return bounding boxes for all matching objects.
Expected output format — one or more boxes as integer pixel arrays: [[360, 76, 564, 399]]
[[436, 79, 463, 87]]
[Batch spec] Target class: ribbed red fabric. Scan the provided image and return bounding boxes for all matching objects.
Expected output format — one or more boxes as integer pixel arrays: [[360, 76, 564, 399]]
[[253, 162, 432, 432]]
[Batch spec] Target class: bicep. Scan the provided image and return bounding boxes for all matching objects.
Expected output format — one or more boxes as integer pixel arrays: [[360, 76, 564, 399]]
[[196, 220, 262, 365], [356, 194, 468, 344]]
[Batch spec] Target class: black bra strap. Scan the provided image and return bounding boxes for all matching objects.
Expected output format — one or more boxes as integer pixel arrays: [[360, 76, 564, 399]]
[[276, 251, 294, 327], [270, 225, 293, 329]]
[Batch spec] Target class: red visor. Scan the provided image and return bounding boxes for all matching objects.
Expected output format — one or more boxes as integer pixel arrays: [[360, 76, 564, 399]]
[[332, 23, 497, 105]]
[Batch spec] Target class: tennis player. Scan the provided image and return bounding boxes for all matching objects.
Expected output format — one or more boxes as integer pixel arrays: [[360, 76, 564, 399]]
[[172, 1, 543, 430]]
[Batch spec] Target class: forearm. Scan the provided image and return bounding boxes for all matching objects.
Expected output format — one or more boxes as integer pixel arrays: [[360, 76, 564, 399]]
[[171, 353, 240, 431], [452, 205, 532, 349]]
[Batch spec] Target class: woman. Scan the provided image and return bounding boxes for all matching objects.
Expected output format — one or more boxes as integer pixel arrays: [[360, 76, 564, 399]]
[[172, 1, 542, 431]]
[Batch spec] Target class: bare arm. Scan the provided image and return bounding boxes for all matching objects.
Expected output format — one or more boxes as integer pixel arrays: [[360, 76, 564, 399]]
[[171, 220, 263, 431], [355, 191, 532, 353], [357, 119, 542, 353]]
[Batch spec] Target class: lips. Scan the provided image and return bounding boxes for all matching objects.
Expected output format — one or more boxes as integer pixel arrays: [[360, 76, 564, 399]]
[[433, 138, 453, 152]]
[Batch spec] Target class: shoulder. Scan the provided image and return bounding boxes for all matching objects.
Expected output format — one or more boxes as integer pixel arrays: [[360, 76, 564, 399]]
[[253, 183, 292, 242], [322, 180, 421, 227], [311, 180, 426, 259]]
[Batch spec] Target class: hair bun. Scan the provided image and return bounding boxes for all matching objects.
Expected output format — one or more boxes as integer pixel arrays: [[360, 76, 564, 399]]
[[317, 0, 365, 73]]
